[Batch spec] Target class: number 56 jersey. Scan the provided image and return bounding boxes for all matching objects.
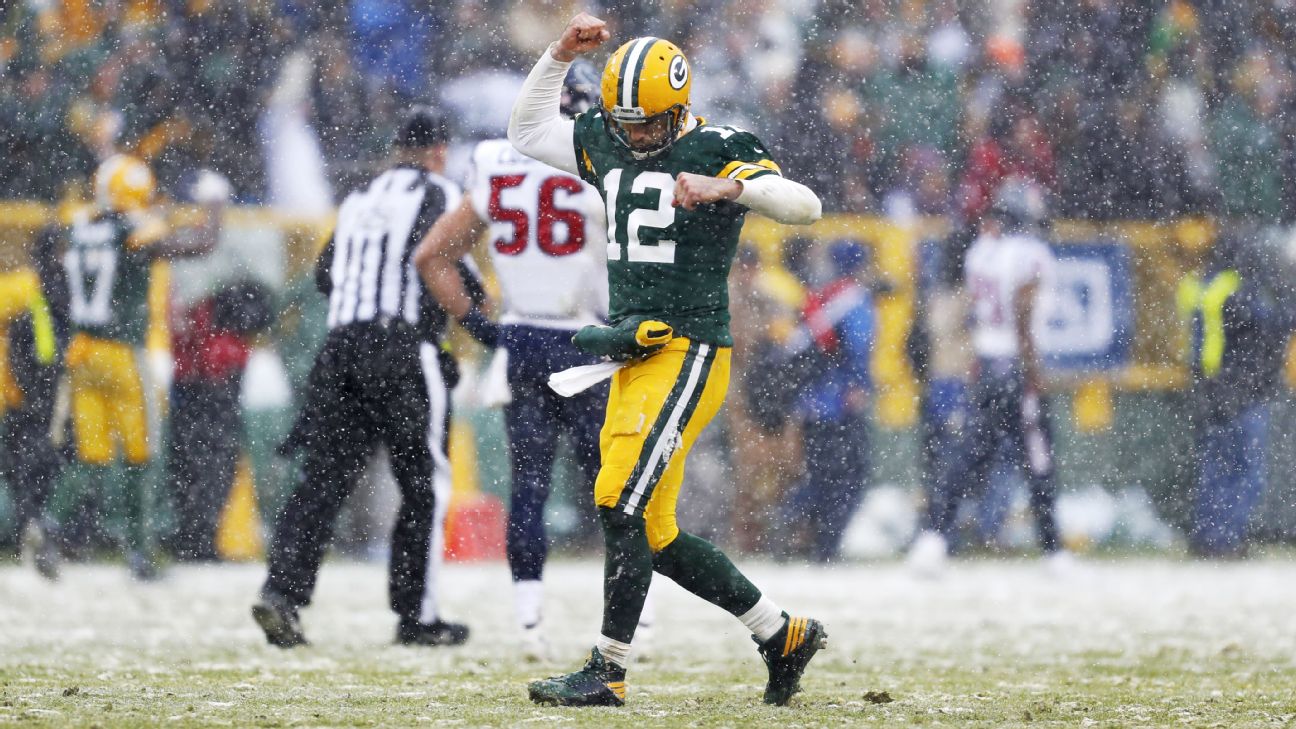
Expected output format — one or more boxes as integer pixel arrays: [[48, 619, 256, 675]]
[[467, 138, 608, 331], [571, 112, 782, 347]]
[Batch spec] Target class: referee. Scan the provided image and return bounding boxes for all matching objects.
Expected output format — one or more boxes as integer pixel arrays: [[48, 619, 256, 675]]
[[253, 106, 477, 648]]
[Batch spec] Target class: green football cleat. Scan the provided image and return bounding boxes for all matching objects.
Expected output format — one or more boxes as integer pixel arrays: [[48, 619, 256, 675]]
[[528, 647, 627, 707], [754, 616, 828, 706]]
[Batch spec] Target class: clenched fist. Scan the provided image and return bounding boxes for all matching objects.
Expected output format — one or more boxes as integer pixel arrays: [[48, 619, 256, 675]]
[[552, 13, 611, 62], [672, 172, 742, 211]]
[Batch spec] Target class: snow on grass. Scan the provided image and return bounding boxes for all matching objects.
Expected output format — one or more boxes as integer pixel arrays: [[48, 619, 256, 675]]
[[3, 557, 1296, 726]]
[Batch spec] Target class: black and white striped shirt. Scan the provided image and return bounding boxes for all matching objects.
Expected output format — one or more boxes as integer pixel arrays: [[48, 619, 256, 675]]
[[316, 166, 476, 341]]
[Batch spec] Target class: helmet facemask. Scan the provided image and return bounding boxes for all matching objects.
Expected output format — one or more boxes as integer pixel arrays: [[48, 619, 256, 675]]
[[602, 103, 687, 159]]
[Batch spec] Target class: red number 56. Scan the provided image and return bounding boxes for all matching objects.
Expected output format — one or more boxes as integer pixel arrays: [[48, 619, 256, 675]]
[[488, 175, 586, 257]]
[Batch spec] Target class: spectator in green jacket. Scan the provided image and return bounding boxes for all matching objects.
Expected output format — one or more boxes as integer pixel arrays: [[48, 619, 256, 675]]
[[1209, 54, 1284, 222]]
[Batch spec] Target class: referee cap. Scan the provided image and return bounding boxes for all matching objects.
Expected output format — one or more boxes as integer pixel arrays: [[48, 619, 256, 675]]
[[393, 105, 450, 148]]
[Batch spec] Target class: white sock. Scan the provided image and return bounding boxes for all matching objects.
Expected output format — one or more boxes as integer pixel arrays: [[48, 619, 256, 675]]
[[595, 634, 632, 669], [739, 595, 787, 643], [514, 579, 543, 630]]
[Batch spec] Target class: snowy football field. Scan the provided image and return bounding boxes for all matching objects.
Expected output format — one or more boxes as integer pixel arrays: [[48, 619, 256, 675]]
[[3, 558, 1296, 727]]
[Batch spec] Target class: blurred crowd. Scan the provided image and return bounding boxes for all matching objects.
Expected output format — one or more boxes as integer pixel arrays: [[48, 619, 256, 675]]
[[5, 0, 1296, 224]]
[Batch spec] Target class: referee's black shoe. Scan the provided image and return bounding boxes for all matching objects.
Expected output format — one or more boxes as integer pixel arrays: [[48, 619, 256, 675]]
[[252, 590, 309, 649], [396, 618, 469, 647]]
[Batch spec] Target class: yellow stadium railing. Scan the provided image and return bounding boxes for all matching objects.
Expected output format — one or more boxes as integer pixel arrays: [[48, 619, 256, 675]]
[[0, 202, 1259, 432]]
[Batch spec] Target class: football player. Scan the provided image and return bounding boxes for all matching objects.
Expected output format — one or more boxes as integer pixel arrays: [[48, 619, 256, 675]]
[[908, 177, 1069, 574], [63, 154, 226, 579], [415, 61, 664, 661], [508, 13, 825, 707]]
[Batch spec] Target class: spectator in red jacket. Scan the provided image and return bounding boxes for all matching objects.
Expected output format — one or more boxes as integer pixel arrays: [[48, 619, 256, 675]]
[[164, 279, 273, 562]]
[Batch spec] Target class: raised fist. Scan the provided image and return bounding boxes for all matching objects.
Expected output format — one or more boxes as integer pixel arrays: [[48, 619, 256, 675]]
[[553, 13, 610, 62]]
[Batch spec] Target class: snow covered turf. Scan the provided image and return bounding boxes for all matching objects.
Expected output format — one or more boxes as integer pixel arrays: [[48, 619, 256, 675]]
[[2, 558, 1295, 727]]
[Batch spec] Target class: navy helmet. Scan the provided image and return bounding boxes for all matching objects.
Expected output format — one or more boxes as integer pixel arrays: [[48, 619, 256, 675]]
[[561, 59, 601, 118], [988, 176, 1047, 233]]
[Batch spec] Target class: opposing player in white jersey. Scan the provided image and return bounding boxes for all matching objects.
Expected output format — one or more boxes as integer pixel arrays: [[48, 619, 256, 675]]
[[909, 178, 1069, 574], [415, 61, 654, 658]]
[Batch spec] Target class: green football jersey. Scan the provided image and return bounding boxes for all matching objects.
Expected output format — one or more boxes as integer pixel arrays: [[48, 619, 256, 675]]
[[64, 211, 156, 345], [572, 112, 782, 346]]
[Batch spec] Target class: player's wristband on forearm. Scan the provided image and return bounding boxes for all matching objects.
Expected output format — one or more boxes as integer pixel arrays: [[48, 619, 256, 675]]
[[458, 308, 500, 348], [545, 42, 576, 65]]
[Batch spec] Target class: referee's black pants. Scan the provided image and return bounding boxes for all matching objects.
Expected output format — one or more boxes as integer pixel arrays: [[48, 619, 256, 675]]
[[263, 322, 454, 624]]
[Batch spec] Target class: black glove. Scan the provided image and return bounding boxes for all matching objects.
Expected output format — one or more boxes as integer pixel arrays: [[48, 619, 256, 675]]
[[458, 307, 500, 348], [572, 317, 673, 361]]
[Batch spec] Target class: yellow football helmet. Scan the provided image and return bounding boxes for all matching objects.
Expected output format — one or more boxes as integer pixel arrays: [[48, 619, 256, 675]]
[[600, 37, 691, 157], [94, 154, 155, 212]]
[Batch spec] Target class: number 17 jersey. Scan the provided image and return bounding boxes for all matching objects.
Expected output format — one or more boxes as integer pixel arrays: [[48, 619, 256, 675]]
[[63, 210, 160, 346], [572, 111, 782, 346], [467, 139, 608, 330]]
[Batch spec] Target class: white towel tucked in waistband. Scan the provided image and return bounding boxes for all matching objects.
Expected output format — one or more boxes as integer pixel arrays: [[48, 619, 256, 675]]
[[547, 361, 625, 397]]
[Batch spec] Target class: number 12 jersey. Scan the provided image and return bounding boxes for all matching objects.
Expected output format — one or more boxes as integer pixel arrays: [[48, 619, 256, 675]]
[[571, 111, 782, 346]]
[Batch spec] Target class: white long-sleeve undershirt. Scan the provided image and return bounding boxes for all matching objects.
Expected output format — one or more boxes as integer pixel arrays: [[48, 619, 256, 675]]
[[508, 46, 579, 176], [736, 174, 823, 225], [508, 46, 822, 226]]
